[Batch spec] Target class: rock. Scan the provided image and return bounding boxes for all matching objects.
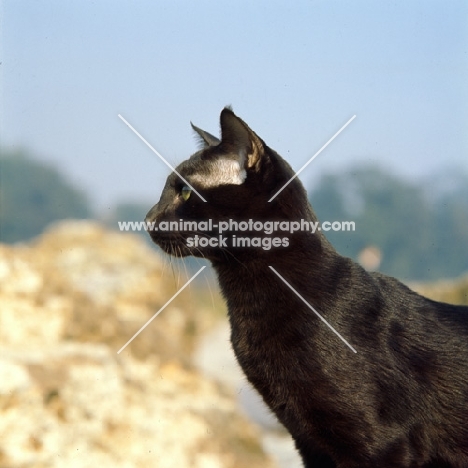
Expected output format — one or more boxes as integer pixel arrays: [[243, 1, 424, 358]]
[[1, 221, 217, 360], [0, 245, 72, 348], [0, 221, 276, 468], [0, 344, 273, 468]]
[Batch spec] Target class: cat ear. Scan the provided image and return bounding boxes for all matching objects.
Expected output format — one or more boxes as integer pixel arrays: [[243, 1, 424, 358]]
[[191, 122, 220, 148], [219, 107, 264, 171]]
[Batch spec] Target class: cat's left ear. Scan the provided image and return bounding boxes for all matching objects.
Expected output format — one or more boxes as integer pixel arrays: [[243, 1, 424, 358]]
[[219, 107, 265, 171], [191, 122, 221, 148]]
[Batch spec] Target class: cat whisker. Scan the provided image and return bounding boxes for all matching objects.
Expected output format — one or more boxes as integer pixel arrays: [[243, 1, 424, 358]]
[[169, 242, 178, 288], [179, 245, 191, 292], [204, 273, 216, 313], [161, 248, 171, 277]]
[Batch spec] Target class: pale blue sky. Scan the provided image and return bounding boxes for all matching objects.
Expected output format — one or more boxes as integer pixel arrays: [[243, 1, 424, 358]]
[[2, 0, 467, 208]]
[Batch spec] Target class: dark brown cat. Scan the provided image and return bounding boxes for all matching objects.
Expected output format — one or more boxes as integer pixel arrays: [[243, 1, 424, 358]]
[[145, 107, 468, 468]]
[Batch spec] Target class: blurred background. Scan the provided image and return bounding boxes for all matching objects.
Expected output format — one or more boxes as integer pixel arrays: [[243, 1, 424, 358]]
[[1, 1, 467, 467]]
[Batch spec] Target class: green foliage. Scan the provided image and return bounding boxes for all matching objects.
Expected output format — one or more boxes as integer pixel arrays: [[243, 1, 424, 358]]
[[0, 149, 92, 243], [310, 165, 468, 281]]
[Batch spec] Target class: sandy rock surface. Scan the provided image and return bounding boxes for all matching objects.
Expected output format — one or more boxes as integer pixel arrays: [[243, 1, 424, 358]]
[[0, 221, 276, 468]]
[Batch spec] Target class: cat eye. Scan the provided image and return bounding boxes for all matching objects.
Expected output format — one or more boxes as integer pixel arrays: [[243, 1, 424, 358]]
[[180, 185, 192, 201]]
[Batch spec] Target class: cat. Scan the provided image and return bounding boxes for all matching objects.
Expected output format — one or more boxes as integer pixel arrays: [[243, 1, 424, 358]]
[[145, 107, 468, 468]]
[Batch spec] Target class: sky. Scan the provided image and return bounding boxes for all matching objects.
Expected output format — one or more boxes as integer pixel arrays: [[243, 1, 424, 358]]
[[2, 0, 468, 210]]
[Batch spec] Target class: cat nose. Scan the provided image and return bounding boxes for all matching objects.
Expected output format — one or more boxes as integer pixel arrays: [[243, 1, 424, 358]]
[[145, 204, 159, 223]]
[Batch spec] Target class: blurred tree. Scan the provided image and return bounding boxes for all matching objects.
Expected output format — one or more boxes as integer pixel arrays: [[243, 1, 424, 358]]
[[431, 190, 468, 278], [309, 165, 468, 281], [0, 149, 92, 243]]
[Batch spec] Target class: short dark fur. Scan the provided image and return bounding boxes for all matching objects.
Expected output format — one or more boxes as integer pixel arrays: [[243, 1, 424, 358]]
[[146, 108, 468, 467]]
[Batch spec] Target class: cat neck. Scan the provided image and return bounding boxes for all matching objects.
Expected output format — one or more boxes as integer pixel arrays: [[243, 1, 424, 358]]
[[212, 230, 343, 318]]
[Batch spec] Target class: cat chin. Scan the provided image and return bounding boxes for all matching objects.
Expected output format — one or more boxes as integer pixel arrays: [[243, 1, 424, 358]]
[[151, 237, 203, 259], [152, 239, 189, 257]]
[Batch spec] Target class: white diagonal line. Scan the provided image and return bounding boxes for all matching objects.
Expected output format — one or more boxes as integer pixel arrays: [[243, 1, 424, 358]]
[[268, 266, 357, 353], [268, 115, 356, 202], [117, 266, 206, 354], [118, 114, 207, 202]]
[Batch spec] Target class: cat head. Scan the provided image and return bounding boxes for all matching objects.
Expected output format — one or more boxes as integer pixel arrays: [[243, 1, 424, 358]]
[[145, 107, 314, 261]]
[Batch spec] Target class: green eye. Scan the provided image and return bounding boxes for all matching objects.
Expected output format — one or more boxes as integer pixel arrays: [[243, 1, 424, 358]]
[[181, 185, 192, 201]]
